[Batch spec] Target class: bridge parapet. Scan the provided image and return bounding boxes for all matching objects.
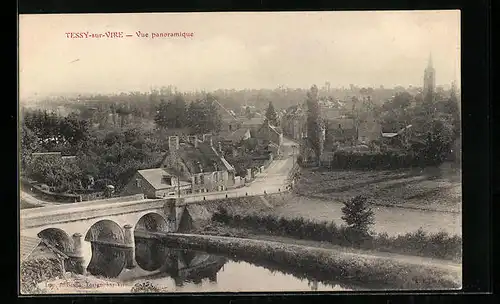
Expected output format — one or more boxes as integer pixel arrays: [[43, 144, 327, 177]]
[[20, 194, 147, 217], [20, 199, 170, 229]]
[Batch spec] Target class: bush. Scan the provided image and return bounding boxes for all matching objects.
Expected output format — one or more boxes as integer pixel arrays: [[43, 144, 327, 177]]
[[131, 281, 165, 293], [341, 195, 375, 238], [20, 258, 64, 294], [212, 206, 229, 224], [211, 212, 461, 261]]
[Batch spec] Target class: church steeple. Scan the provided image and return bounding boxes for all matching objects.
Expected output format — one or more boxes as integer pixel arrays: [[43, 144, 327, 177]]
[[427, 53, 433, 68]]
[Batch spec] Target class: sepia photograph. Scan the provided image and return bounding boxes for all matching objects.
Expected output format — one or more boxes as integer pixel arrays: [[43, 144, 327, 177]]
[[18, 11, 462, 294]]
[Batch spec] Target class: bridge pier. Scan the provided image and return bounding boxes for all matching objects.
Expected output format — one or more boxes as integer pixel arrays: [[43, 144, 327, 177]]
[[66, 233, 85, 275], [123, 224, 136, 269], [164, 198, 178, 232]]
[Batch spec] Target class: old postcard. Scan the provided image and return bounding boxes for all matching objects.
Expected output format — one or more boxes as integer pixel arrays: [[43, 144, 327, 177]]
[[18, 11, 462, 294]]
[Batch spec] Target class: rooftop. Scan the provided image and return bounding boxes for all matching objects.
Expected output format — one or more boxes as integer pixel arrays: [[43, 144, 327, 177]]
[[20, 236, 41, 261], [221, 128, 251, 142], [174, 142, 234, 174], [137, 168, 191, 190], [242, 116, 265, 126]]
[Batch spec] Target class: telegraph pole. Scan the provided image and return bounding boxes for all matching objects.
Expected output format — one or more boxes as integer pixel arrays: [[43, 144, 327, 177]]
[[177, 164, 181, 198]]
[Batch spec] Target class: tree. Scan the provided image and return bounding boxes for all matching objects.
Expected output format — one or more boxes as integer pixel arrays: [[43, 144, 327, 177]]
[[379, 92, 413, 132], [186, 96, 222, 134], [265, 101, 279, 126], [341, 195, 375, 237], [29, 156, 82, 193], [245, 106, 254, 120], [20, 125, 41, 171], [410, 96, 457, 166], [415, 118, 455, 166], [171, 94, 188, 128], [22, 109, 90, 155], [306, 85, 323, 165], [154, 99, 170, 129]]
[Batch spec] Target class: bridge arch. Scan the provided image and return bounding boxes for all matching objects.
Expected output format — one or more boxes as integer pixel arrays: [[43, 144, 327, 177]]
[[37, 228, 74, 253], [134, 212, 169, 233], [84, 219, 125, 244]]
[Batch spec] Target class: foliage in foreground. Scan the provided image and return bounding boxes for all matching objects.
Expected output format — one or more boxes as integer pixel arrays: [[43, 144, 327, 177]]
[[212, 208, 462, 261], [20, 257, 64, 294], [130, 281, 167, 293]]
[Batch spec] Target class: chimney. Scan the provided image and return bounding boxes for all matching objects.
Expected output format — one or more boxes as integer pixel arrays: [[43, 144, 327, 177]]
[[168, 136, 180, 151], [218, 141, 223, 154]]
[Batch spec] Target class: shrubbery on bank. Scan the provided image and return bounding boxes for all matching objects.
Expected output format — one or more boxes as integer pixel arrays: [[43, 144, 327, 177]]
[[212, 207, 461, 261], [20, 257, 64, 294]]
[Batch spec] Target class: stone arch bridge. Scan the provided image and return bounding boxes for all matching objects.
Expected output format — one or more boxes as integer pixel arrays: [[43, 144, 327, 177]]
[[20, 195, 195, 270]]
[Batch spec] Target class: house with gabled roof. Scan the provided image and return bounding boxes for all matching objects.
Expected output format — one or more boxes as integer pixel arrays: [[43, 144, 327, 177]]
[[160, 135, 237, 193], [256, 120, 283, 148], [121, 168, 192, 198], [211, 98, 243, 132], [241, 116, 266, 132]]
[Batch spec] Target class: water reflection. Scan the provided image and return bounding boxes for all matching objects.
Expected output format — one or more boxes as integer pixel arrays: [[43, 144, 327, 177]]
[[86, 238, 227, 285], [85, 237, 354, 292], [86, 242, 127, 278]]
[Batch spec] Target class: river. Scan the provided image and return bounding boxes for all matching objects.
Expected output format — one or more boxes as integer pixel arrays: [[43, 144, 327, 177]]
[[78, 238, 363, 292]]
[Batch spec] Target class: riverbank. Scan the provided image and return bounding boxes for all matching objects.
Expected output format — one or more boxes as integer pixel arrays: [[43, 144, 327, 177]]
[[206, 210, 461, 261], [162, 233, 462, 290], [196, 222, 462, 263]]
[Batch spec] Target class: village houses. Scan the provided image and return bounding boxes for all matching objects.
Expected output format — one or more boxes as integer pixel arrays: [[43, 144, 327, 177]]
[[122, 134, 237, 197]]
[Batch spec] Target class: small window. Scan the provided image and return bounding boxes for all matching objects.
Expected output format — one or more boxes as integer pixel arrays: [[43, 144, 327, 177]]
[[194, 176, 198, 184], [161, 175, 172, 185], [200, 175, 205, 184]]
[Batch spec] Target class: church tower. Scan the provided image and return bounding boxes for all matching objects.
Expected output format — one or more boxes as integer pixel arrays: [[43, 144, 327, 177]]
[[423, 53, 436, 101]]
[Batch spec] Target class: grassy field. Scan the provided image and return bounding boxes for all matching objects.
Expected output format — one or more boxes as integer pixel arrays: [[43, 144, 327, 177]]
[[294, 162, 461, 213]]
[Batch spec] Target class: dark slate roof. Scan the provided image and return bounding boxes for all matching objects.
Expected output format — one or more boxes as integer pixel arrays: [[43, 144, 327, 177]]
[[176, 143, 232, 174]]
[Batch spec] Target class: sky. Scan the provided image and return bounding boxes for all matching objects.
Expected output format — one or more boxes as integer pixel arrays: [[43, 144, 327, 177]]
[[19, 11, 460, 99]]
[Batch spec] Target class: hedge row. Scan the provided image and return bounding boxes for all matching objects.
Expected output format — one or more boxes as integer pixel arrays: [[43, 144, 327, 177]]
[[326, 150, 422, 170], [212, 209, 462, 261]]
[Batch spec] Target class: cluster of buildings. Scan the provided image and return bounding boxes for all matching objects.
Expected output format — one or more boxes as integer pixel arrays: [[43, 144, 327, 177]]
[[281, 53, 457, 164], [120, 101, 284, 199]]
